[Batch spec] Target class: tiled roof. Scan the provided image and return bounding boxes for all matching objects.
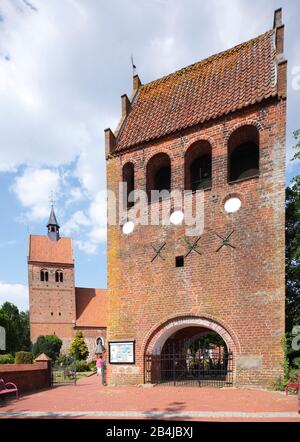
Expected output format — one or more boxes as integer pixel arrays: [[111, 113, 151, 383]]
[[28, 235, 73, 264], [116, 30, 276, 151], [75, 288, 107, 327], [35, 353, 52, 361]]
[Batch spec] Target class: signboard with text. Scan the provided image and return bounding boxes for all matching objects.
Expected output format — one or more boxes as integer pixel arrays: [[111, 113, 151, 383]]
[[108, 341, 135, 364]]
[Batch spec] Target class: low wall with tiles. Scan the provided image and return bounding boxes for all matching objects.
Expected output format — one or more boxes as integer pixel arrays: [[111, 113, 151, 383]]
[[0, 361, 50, 394]]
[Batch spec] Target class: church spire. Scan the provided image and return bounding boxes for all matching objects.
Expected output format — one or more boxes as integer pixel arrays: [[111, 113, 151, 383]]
[[47, 204, 60, 241]]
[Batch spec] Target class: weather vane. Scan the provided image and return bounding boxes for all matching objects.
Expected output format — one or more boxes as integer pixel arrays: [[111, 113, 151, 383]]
[[49, 191, 55, 207], [131, 54, 136, 76]]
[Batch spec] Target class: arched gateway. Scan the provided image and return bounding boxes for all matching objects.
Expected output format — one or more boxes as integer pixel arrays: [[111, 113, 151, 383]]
[[144, 317, 239, 387]]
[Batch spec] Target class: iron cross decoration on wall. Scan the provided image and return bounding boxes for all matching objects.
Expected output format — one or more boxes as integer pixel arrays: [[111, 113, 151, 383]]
[[151, 242, 166, 262], [213, 230, 236, 252], [184, 236, 202, 257]]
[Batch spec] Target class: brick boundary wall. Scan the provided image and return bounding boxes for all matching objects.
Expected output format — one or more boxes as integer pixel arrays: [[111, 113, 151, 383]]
[[0, 362, 50, 395]]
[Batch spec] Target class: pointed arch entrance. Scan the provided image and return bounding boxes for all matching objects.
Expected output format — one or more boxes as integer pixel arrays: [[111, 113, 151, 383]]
[[144, 316, 238, 387]]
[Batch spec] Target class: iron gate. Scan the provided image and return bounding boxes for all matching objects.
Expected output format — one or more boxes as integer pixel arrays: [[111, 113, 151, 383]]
[[145, 342, 233, 387], [51, 355, 77, 386]]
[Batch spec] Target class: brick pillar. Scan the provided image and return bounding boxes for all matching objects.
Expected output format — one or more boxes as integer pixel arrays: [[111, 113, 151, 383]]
[[35, 353, 52, 387]]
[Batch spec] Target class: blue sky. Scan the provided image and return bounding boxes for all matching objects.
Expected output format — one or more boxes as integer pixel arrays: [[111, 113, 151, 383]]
[[0, 0, 299, 311]]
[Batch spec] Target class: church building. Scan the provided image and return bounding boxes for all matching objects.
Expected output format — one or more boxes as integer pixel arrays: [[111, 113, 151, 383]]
[[29, 9, 286, 388], [28, 205, 107, 356]]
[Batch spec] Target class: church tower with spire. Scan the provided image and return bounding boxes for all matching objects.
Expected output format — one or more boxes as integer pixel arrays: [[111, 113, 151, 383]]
[[47, 205, 60, 241], [28, 204, 77, 352], [27, 204, 108, 356]]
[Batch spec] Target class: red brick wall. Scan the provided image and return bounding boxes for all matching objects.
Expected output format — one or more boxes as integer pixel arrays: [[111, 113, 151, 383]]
[[0, 362, 50, 394], [28, 257, 107, 359], [28, 261, 77, 357], [106, 98, 286, 387]]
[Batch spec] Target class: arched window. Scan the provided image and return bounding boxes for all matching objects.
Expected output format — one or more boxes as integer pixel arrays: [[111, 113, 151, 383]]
[[146, 153, 171, 202], [228, 125, 259, 182], [122, 162, 135, 209], [40, 269, 48, 282], [55, 270, 63, 283], [185, 141, 212, 191]]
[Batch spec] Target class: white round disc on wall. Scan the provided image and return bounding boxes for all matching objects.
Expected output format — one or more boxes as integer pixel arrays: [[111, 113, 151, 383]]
[[224, 197, 241, 213], [122, 221, 135, 234], [170, 210, 184, 225]]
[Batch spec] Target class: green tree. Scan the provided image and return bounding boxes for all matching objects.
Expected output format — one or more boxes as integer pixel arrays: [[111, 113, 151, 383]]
[[32, 335, 62, 360], [0, 310, 8, 347], [0, 302, 31, 353], [0, 302, 21, 353], [69, 332, 89, 361], [286, 130, 300, 331], [19, 311, 31, 352]]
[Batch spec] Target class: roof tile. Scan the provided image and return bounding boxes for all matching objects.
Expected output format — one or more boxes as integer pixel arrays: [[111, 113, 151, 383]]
[[28, 235, 73, 264], [116, 30, 276, 151], [75, 288, 107, 328]]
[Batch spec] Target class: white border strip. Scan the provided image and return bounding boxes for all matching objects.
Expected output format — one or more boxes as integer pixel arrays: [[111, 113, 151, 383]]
[[0, 411, 299, 419]]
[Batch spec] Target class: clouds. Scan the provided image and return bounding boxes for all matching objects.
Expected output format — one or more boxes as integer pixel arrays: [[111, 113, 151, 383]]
[[0, 282, 28, 311], [61, 209, 90, 235], [0, 0, 117, 176], [0, 0, 299, 312], [11, 167, 61, 221], [62, 191, 107, 254]]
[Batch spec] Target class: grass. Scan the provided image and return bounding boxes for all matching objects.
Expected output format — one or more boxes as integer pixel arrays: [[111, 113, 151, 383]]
[[52, 370, 95, 384]]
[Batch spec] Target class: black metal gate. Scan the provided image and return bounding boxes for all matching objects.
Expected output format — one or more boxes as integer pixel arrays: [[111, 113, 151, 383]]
[[145, 341, 233, 387], [51, 355, 77, 386]]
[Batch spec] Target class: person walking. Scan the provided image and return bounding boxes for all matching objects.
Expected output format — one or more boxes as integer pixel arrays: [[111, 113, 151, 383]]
[[96, 354, 107, 386], [96, 355, 102, 377]]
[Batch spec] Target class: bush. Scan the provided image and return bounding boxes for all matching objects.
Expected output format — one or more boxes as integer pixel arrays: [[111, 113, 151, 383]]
[[15, 351, 33, 364], [69, 332, 89, 361], [75, 360, 90, 372], [88, 361, 96, 371], [57, 354, 73, 366], [0, 353, 14, 364], [32, 335, 62, 360], [272, 376, 286, 392], [273, 334, 300, 391], [292, 357, 300, 369]]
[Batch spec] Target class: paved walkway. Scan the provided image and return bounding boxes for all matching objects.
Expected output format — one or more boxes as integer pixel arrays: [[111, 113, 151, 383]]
[[0, 374, 299, 421]]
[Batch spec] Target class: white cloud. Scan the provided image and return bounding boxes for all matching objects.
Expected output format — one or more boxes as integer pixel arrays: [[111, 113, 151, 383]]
[[0, 282, 28, 312], [0, 0, 109, 175], [88, 191, 107, 241], [210, 0, 265, 50], [0, 0, 299, 267], [11, 167, 61, 221], [61, 210, 90, 235], [64, 187, 85, 208], [74, 191, 107, 254]]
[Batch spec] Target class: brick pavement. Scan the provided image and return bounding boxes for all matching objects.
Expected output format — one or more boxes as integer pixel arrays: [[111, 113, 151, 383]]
[[0, 374, 299, 421]]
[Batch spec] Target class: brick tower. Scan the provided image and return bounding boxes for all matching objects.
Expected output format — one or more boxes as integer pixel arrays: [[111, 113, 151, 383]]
[[28, 205, 77, 352], [105, 9, 287, 388]]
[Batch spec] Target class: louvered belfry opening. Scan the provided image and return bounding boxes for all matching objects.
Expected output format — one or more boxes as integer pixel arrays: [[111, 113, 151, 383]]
[[122, 162, 135, 208], [228, 125, 259, 182], [185, 140, 212, 191], [146, 152, 171, 202]]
